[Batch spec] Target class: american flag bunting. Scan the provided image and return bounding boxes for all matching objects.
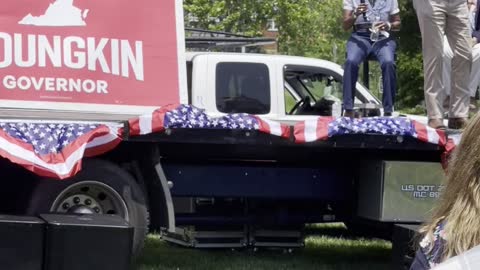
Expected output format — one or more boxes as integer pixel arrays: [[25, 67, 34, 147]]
[[294, 116, 446, 146], [0, 122, 121, 179], [0, 104, 462, 179], [129, 104, 291, 138]]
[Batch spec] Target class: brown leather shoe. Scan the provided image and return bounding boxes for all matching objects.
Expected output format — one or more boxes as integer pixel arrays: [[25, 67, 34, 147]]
[[448, 118, 468, 130], [343, 110, 355, 118], [428, 119, 446, 130]]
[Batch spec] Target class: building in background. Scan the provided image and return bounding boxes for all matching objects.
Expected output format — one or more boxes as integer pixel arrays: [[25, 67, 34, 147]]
[[185, 16, 278, 54], [262, 19, 279, 54]]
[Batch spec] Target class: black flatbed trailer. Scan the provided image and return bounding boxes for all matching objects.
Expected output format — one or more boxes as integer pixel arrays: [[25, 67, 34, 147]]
[[0, 120, 447, 264], [125, 127, 443, 163]]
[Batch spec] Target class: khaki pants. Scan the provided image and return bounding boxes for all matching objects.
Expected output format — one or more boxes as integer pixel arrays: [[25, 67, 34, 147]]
[[443, 38, 480, 98], [414, 0, 472, 119]]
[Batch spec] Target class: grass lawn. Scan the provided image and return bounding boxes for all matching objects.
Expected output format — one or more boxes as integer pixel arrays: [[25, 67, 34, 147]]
[[135, 223, 393, 270]]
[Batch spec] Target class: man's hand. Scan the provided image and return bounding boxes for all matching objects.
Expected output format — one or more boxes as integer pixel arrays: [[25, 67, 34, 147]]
[[355, 3, 368, 16], [373, 21, 391, 31], [470, 37, 479, 47]]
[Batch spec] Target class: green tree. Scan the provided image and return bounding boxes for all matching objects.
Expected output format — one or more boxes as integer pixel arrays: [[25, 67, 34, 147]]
[[184, 0, 349, 61], [184, 0, 274, 36], [395, 0, 425, 111], [274, 0, 349, 62]]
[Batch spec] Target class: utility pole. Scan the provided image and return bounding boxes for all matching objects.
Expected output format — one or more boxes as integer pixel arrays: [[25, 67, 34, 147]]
[[332, 42, 338, 63]]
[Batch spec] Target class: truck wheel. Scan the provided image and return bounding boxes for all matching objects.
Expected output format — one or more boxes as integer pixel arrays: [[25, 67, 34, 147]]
[[26, 159, 149, 257]]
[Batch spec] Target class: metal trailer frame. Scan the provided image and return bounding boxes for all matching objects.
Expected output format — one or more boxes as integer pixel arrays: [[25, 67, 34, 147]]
[[121, 125, 444, 248]]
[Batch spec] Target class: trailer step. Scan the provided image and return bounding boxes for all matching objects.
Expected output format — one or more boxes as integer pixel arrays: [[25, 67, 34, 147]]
[[161, 226, 248, 248], [161, 225, 306, 249], [249, 227, 305, 249]]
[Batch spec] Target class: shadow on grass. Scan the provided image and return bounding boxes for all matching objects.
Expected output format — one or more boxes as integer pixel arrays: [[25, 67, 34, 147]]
[[136, 224, 392, 270]]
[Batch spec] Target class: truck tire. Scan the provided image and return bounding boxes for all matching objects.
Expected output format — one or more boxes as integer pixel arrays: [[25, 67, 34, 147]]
[[26, 158, 149, 257]]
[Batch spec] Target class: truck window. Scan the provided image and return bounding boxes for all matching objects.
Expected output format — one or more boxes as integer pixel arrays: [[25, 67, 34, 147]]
[[284, 88, 296, 114], [284, 65, 344, 116], [301, 75, 343, 101], [216, 62, 270, 115]]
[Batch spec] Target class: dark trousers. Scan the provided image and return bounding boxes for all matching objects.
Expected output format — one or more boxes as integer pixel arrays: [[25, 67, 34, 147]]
[[343, 32, 397, 113]]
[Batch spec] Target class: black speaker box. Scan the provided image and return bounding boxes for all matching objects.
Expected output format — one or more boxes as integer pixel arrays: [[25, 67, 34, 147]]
[[41, 214, 134, 270], [391, 224, 419, 270], [0, 215, 44, 270]]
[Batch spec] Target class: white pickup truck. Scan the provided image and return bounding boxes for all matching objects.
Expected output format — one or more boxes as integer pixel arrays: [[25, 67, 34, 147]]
[[186, 51, 427, 125]]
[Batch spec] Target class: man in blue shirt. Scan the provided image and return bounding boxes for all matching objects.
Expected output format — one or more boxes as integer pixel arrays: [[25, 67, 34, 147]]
[[342, 0, 401, 118]]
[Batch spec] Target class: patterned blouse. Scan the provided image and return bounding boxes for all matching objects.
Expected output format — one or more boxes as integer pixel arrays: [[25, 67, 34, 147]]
[[419, 222, 447, 268]]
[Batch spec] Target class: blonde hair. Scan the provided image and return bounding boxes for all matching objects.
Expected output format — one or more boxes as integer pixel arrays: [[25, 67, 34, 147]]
[[420, 113, 480, 260]]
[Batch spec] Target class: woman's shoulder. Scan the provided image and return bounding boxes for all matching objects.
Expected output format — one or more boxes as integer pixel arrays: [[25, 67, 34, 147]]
[[419, 221, 447, 268]]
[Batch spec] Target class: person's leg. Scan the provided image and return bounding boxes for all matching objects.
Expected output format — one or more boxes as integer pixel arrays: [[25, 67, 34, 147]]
[[343, 33, 369, 116], [373, 38, 397, 115], [468, 44, 480, 97], [468, 44, 480, 113], [445, 0, 471, 128], [414, 0, 447, 127], [442, 36, 453, 111]]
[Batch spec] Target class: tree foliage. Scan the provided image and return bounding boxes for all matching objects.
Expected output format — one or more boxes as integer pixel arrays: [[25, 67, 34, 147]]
[[274, 0, 349, 60], [394, 0, 425, 110], [183, 0, 425, 111], [183, 0, 275, 36]]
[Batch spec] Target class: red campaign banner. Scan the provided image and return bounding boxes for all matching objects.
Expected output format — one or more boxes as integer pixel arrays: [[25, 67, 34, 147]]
[[0, 0, 182, 108]]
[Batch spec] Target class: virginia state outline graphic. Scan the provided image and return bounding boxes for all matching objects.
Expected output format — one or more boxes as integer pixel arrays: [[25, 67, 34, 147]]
[[19, 0, 89, 26]]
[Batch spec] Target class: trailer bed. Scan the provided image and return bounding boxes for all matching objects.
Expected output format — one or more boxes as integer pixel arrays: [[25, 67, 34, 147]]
[[0, 103, 455, 179], [125, 128, 443, 163]]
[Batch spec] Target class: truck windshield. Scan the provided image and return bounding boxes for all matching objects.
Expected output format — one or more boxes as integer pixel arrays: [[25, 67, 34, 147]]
[[215, 62, 271, 114]]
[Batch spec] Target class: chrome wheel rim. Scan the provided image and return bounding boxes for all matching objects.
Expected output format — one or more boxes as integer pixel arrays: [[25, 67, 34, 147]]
[[51, 181, 129, 221]]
